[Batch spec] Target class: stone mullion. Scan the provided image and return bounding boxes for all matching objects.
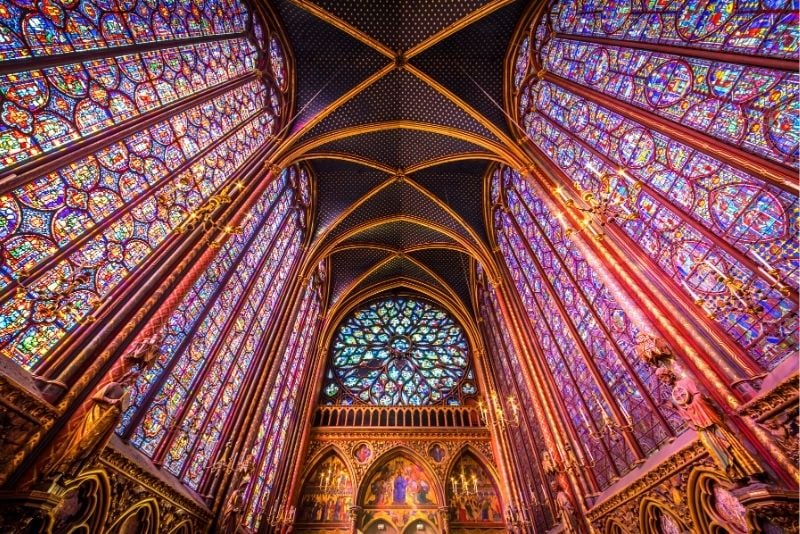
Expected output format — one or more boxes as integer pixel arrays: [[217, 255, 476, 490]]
[[508, 185, 675, 437], [486, 237, 602, 495], [479, 309, 548, 532], [0, 32, 248, 77], [279, 307, 333, 527], [183, 244, 305, 485], [550, 32, 798, 73], [469, 339, 523, 530], [529, 110, 777, 379], [479, 291, 553, 529], [35, 108, 271, 380], [519, 148, 758, 397], [204, 268, 306, 506], [236, 277, 306, 512], [503, 211, 645, 462], [534, 100, 798, 307], [491, 253, 601, 534], [6, 152, 276, 489], [520, 160, 800, 488], [0, 73, 255, 193], [0, 80, 260, 314], [256, 310, 318, 534], [151, 213, 294, 466], [262, 297, 322, 532], [500, 220, 622, 478], [119, 181, 292, 439]]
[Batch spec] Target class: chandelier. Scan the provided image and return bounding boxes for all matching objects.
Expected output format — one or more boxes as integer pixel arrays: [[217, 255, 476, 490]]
[[478, 391, 520, 429], [554, 163, 640, 240], [176, 180, 246, 247], [579, 394, 633, 443], [681, 256, 792, 320]]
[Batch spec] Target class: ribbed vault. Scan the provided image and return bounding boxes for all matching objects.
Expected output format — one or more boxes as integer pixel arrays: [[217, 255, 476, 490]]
[[269, 0, 526, 310]]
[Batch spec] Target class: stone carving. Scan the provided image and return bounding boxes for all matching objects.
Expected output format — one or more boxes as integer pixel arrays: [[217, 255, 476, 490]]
[[45, 370, 138, 481], [220, 476, 249, 533], [552, 483, 581, 534], [656, 368, 763, 484]]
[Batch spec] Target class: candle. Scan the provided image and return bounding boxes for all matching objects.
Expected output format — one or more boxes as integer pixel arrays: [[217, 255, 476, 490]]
[[704, 260, 726, 279], [579, 407, 592, 429]]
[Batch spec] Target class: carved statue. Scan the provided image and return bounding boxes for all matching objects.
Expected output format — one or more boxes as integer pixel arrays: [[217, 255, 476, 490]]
[[123, 332, 163, 371], [220, 477, 249, 534], [656, 368, 763, 483], [634, 333, 674, 368], [45, 369, 138, 481], [541, 450, 558, 478], [552, 484, 580, 534]]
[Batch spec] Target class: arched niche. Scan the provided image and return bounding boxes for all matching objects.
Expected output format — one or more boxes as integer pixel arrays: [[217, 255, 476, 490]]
[[445, 449, 504, 530], [358, 448, 442, 532], [401, 516, 438, 534], [604, 518, 630, 534], [640, 498, 690, 534], [51, 469, 110, 534], [295, 448, 355, 528], [688, 468, 749, 534], [106, 498, 159, 534]]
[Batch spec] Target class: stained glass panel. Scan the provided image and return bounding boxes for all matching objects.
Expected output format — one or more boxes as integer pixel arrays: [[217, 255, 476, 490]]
[[0, 0, 250, 61], [1, 83, 276, 370], [0, 39, 259, 171], [246, 281, 322, 530], [323, 296, 475, 407], [514, 6, 799, 370]]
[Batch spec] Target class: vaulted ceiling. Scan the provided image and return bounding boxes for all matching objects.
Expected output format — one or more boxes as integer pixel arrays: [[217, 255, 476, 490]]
[[269, 0, 528, 315]]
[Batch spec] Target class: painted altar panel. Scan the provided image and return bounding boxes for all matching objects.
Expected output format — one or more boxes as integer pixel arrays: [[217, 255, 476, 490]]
[[364, 455, 438, 507], [297, 453, 353, 526], [447, 454, 503, 527]]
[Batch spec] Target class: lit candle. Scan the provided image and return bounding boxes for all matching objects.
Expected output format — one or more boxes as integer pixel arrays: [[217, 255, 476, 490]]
[[579, 407, 592, 429], [585, 444, 595, 463], [555, 187, 568, 202], [704, 260, 726, 279]]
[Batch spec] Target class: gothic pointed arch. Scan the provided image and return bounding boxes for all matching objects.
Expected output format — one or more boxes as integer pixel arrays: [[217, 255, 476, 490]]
[[445, 448, 505, 529], [357, 446, 443, 509], [640, 497, 691, 534], [51, 469, 110, 534], [295, 447, 355, 527], [107, 498, 159, 534]]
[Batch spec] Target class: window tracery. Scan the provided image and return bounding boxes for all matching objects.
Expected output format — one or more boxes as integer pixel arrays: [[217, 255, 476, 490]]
[[323, 296, 476, 407], [513, 1, 798, 372]]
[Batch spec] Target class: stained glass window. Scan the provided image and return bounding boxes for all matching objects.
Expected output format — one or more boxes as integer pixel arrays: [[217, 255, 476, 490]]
[[0, 2, 291, 372], [323, 296, 476, 406], [492, 167, 682, 488], [477, 271, 552, 530], [245, 277, 323, 530], [514, 2, 799, 371], [125, 167, 308, 489]]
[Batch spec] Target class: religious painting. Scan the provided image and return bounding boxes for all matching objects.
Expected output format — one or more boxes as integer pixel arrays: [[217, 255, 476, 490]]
[[363, 455, 438, 508], [428, 444, 446, 463], [297, 454, 353, 525], [354, 443, 372, 463], [447, 454, 503, 525]]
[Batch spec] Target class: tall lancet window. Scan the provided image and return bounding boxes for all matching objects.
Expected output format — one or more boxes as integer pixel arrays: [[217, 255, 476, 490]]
[[322, 296, 477, 407], [513, 0, 798, 372], [0, 0, 291, 371], [476, 267, 552, 530], [117, 165, 310, 489], [244, 272, 324, 531], [493, 167, 682, 488]]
